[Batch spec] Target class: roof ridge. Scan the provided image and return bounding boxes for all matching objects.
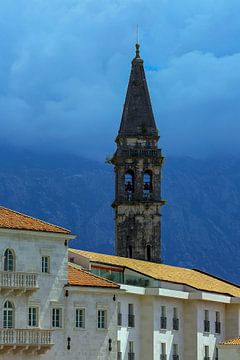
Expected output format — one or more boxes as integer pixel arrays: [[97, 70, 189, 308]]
[[0, 206, 70, 233]]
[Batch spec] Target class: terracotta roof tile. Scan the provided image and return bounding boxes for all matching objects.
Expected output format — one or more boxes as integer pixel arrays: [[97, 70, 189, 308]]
[[220, 337, 240, 345], [68, 265, 119, 288], [69, 249, 240, 297], [0, 207, 70, 234]]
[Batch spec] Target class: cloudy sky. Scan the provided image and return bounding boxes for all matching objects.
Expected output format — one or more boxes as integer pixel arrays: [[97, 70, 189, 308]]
[[0, 0, 240, 159]]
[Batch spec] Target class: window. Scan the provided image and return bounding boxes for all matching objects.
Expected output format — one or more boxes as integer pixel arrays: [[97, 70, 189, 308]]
[[143, 170, 152, 199], [173, 344, 179, 360], [128, 341, 134, 360], [215, 311, 221, 334], [52, 308, 62, 328], [146, 245, 151, 261], [160, 343, 167, 360], [204, 310, 210, 332], [128, 304, 135, 327], [117, 340, 122, 360], [173, 307, 179, 330], [42, 256, 50, 273], [204, 345, 210, 360], [161, 306, 167, 329], [215, 348, 219, 360], [76, 308, 85, 329], [125, 171, 134, 200], [128, 245, 133, 259], [97, 309, 107, 329], [117, 302, 122, 326], [28, 307, 39, 327], [3, 301, 14, 328], [4, 249, 15, 271]]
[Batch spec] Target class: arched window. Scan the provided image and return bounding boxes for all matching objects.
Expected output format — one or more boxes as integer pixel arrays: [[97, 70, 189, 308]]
[[146, 245, 151, 261], [3, 301, 14, 328], [143, 171, 153, 199], [128, 245, 133, 259], [125, 170, 134, 200], [4, 249, 15, 271]]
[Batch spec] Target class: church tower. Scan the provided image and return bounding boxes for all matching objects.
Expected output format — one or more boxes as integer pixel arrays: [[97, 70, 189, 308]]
[[111, 44, 164, 263]]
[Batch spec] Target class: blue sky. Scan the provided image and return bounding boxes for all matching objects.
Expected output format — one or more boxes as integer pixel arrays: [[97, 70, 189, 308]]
[[0, 0, 240, 159]]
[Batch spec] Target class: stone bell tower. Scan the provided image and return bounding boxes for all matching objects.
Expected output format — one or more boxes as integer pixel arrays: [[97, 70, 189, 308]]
[[111, 43, 164, 263]]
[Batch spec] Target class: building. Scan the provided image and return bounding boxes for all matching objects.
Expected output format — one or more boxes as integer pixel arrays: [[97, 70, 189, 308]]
[[217, 338, 240, 359], [110, 43, 164, 263], [69, 248, 240, 360], [0, 206, 120, 360]]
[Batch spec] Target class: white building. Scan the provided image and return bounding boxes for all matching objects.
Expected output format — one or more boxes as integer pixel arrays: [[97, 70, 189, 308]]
[[0, 205, 240, 360]]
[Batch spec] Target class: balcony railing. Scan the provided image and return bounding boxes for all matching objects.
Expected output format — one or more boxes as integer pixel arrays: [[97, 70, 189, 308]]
[[160, 355, 167, 360], [128, 314, 135, 328], [0, 272, 38, 290], [173, 355, 179, 360], [118, 313, 122, 326], [0, 329, 53, 353], [215, 321, 221, 334]]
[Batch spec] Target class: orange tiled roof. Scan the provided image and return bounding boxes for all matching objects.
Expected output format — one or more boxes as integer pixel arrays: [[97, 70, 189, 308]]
[[220, 337, 240, 345], [68, 264, 119, 288], [0, 207, 70, 234], [69, 249, 240, 297]]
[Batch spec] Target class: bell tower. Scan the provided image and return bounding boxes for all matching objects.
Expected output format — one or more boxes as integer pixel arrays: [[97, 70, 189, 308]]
[[111, 43, 164, 263]]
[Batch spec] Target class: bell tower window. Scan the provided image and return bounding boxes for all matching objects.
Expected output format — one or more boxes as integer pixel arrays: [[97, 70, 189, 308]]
[[128, 245, 133, 258], [143, 171, 152, 199], [125, 171, 134, 200], [146, 245, 151, 261]]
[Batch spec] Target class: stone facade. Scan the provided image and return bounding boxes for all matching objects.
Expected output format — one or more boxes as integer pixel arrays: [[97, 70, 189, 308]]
[[111, 44, 164, 263]]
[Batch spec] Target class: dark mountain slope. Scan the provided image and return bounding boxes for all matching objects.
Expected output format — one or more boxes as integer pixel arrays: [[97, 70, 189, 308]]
[[0, 146, 239, 283]]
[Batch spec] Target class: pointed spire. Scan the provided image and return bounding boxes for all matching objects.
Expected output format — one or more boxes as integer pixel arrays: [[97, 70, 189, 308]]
[[118, 44, 158, 138]]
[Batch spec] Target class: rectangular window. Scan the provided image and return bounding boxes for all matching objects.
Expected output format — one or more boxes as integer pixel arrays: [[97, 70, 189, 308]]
[[28, 307, 39, 327], [128, 304, 135, 327], [52, 308, 62, 328], [128, 341, 134, 360], [117, 340, 122, 360], [215, 311, 221, 334], [160, 343, 167, 360], [173, 307, 179, 330], [42, 256, 50, 273], [215, 348, 218, 360], [97, 309, 107, 329], [161, 306, 167, 329], [76, 308, 85, 328], [204, 345, 210, 360], [204, 310, 210, 332], [173, 344, 179, 360], [117, 302, 122, 326]]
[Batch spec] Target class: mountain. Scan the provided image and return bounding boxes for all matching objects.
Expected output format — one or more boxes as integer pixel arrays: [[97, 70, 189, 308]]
[[0, 146, 239, 284]]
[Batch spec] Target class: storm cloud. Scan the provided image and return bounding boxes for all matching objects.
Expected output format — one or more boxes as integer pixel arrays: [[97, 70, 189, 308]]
[[0, 0, 240, 159]]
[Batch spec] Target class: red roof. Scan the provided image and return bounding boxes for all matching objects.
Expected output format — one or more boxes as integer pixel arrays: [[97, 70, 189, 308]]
[[0, 207, 70, 234], [68, 265, 119, 288]]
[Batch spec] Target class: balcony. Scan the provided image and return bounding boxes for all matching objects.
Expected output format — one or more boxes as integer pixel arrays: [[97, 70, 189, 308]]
[[117, 352, 122, 360], [173, 356, 179, 360], [160, 355, 167, 360], [0, 329, 53, 354], [0, 272, 38, 293]]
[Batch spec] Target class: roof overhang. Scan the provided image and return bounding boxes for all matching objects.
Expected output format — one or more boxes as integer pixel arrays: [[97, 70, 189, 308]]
[[0, 228, 76, 240]]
